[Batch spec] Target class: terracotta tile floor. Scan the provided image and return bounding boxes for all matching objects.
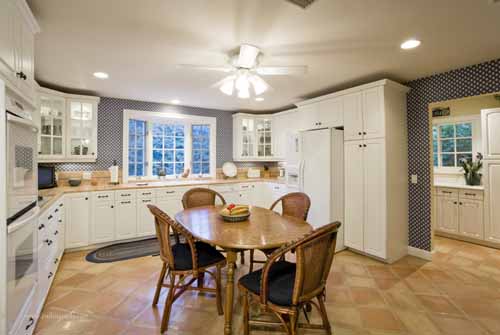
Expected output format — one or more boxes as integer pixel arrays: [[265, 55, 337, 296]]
[[34, 236, 500, 335]]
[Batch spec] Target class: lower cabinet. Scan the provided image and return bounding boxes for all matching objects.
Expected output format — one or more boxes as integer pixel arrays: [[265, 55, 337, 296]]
[[137, 198, 156, 237], [65, 192, 91, 248], [91, 194, 116, 244], [436, 196, 459, 234], [115, 199, 137, 240]]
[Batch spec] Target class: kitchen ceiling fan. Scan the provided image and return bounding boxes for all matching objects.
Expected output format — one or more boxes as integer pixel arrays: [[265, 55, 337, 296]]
[[178, 44, 308, 99]]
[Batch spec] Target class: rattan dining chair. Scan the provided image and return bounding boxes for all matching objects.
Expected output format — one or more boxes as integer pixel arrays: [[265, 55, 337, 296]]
[[249, 192, 311, 272], [182, 187, 246, 265], [238, 221, 341, 335], [148, 205, 226, 333]]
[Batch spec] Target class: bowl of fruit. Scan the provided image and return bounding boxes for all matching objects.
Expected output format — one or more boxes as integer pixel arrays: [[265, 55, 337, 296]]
[[219, 204, 250, 222]]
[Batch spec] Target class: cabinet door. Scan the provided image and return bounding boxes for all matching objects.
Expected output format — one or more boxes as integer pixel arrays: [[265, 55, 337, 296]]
[[238, 117, 255, 159], [344, 141, 364, 251], [318, 97, 343, 128], [0, 0, 17, 83], [436, 197, 459, 234], [343, 92, 363, 141], [91, 200, 115, 243], [65, 193, 90, 248], [362, 87, 385, 139], [298, 104, 318, 130], [156, 198, 182, 217], [458, 199, 483, 239], [363, 139, 386, 258], [137, 198, 156, 237], [272, 113, 287, 160], [484, 161, 500, 243], [482, 108, 500, 159], [255, 118, 273, 158], [67, 100, 97, 159], [39, 95, 65, 159], [17, 19, 35, 101], [115, 200, 137, 240]]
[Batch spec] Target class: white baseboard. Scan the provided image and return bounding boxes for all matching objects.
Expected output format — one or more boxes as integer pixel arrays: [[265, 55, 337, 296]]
[[407, 246, 433, 261]]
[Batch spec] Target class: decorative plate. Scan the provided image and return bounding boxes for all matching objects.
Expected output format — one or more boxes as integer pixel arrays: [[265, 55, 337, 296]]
[[222, 162, 238, 178]]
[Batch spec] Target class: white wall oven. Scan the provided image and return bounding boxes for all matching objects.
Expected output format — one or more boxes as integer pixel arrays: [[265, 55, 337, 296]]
[[6, 95, 39, 334]]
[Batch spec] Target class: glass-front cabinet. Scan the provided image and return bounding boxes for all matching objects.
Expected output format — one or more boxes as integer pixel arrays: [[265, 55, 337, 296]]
[[37, 87, 99, 162], [233, 113, 276, 161]]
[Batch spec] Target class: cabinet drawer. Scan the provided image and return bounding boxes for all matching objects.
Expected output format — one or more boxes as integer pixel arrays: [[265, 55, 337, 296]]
[[211, 184, 238, 193], [459, 189, 484, 200], [93, 191, 115, 201], [436, 187, 459, 199], [137, 189, 156, 199], [238, 183, 252, 191], [156, 186, 190, 199], [116, 190, 137, 200]]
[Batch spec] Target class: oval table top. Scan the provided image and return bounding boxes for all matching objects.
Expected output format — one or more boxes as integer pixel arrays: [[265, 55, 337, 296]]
[[174, 205, 313, 250]]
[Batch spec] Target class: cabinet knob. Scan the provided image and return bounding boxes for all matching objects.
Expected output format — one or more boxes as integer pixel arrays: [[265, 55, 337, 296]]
[[91, 152, 95, 155], [16, 72, 22, 78], [38, 224, 45, 230], [48, 272, 53, 279], [85, 197, 89, 200], [459, 202, 463, 205], [359, 144, 362, 148], [25, 317, 34, 330], [48, 215, 53, 220], [363, 132, 367, 135], [111, 205, 114, 208], [454, 201, 458, 204], [54, 230, 59, 235], [54, 258, 59, 264], [358, 132, 362, 135], [363, 144, 367, 147]]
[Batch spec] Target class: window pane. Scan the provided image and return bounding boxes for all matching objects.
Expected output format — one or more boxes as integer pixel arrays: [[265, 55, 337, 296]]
[[165, 163, 174, 175], [175, 137, 184, 149], [433, 154, 438, 167], [201, 125, 210, 136], [202, 163, 210, 174], [202, 150, 209, 162], [441, 154, 455, 167], [152, 163, 161, 176], [128, 149, 135, 162], [136, 149, 144, 163], [175, 163, 184, 174], [129, 135, 136, 147], [164, 150, 174, 162], [456, 123, 472, 138], [153, 150, 163, 163], [441, 139, 455, 152], [192, 163, 201, 174], [439, 125, 455, 138], [152, 136, 162, 149], [456, 138, 472, 152], [128, 163, 135, 176], [136, 164, 144, 176], [165, 125, 175, 137], [432, 126, 438, 141], [192, 125, 201, 137], [192, 139, 201, 150], [136, 135, 144, 147], [164, 137, 174, 149], [193, 150, 201, 162], [175, 125, 184, 137], [202, 137, 209, 150], [457, 153, 473, 164], [136, 121, 145, 135], [175, 150, 184, 162], [129, 119, 136, 135], [433, 140, 438, 153], [153, 124, 163, 136]]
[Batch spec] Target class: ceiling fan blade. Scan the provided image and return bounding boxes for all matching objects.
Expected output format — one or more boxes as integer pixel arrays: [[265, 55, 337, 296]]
[[235, 44, 260, 69], [255, 66, 308, 76], [177, 64, 233, 72]]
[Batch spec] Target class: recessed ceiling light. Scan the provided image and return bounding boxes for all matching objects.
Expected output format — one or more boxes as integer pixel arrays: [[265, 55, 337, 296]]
[[255, 97, 264, 101], [93, 72, 109, 79], [171, 99, 180, 105], [401, 39, 421, 50]]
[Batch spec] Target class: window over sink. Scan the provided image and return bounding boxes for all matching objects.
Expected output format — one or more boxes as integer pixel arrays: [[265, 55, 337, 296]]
[[123, 110, 216, 182]]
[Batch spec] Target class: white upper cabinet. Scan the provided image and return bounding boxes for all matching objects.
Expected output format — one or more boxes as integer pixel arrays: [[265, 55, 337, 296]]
[[0, 0, 39, 106], [343, 92, 364, 141], [233, 113, 277, 161], [317, 97, 343, 128], [362, 87, 385, 139], [482, 108, 500, 159], [36, 88, 99, 162]]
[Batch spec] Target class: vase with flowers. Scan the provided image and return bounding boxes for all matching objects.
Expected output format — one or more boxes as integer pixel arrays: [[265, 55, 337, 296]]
[[460, 153, 483, 186]]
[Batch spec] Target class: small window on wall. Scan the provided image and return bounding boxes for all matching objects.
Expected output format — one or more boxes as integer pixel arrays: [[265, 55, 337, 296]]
[[152, 124, 185, 176], [128, 119, 146, 177], [433, 121, 476, 170], [191, 124, 210, 175]]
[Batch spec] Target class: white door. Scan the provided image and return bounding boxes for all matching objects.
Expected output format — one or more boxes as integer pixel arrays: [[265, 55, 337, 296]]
[[65, 193, 90, 248], [458, 199, 483, 239], [344, 141, 364, 251], [302, 129, 331, 228], [318, 97, 343, 128], [91, 201, 115, 243], [137, 198, 156, 236], [482, 108, 500, 159], [0, 0, 17, 83], [363, 139, 386, 258], [362, 87, 385, 139], [115, 200, 137, 240], [343, 92, 363, 141], [436, 197, 459, 234], [484, 161, 500, 243]]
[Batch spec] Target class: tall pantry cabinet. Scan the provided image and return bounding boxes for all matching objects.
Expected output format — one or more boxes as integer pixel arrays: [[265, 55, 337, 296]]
[[343, 81, 409, 262]]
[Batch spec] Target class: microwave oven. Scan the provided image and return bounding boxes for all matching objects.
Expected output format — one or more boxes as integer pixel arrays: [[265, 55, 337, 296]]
[[38, 165, 57, 189]]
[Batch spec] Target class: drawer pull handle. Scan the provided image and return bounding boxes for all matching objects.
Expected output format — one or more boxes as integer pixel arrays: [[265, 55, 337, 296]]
[[45, 239, 53, 246], [142, 192, 152, 195], [98, 195, 109, 198], [59, 203, 63, 207], [122, 193, 131, 196], [442, 191, 453, 194], [48, 272, 53, 279], [166, 191, 175, 194], [143, 200, 151, 203], [54, 230, 59, 235], [54, 258, 59, 264], [55, 208, 59, 213], [48, 215, 53, 220], [464, 193, 476, 196], [38, 224, 45, 230], [58, 219, 62, 223], [121, 201, 131, 204], [25, 317, 35, 330]]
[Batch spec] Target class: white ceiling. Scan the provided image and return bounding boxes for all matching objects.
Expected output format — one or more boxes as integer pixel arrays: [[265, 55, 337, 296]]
[[28, 0, 500, 112]]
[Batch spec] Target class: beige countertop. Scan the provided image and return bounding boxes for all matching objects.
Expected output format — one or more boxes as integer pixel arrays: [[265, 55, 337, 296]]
[[38, 177, 285, 212], [433, 183, 484, 191]]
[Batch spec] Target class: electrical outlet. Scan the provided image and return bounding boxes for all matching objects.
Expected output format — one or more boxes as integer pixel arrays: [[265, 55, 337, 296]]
[[82, 171, 92, 180], [411, 175, 418, 184]]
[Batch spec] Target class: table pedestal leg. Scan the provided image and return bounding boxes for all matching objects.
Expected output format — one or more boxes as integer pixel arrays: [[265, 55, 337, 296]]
[[224, 250, 237, 335]]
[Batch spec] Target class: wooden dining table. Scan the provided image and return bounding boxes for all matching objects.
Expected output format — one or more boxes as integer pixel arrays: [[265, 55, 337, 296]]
[[175, 205, 313, 335]]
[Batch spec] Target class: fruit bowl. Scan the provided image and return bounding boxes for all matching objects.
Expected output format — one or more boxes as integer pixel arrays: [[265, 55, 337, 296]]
[[219, 204, 250, 222]]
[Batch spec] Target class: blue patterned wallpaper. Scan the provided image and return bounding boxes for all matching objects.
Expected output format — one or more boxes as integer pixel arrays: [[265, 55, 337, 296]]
[[406, 58, 500, 251], [53, 97, 234, 171]]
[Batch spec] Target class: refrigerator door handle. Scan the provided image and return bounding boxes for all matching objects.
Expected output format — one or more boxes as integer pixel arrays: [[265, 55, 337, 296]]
[[299, 160, 305, 192]]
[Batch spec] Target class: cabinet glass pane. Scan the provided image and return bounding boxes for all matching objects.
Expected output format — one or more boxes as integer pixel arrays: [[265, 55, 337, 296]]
[[258, 145, 264, 157], [81, 139, 90, 155], [40, 137, 51, 155], [53, 118, 63, 136], [70, 139, 82, 155], [53, 138, 62, 155], [41, 116, 52, 135], [265, 145, 272, 156], [82, 103, 93, 121], [70, 102, 82, 120]]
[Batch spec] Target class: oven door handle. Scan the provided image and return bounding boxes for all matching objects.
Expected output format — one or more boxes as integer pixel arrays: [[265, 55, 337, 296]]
[[7, 113, 39, 133], [7, 207, 40, 234]]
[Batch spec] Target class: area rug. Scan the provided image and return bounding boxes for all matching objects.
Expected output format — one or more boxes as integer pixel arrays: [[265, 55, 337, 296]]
[[86, 238, 160, 263]]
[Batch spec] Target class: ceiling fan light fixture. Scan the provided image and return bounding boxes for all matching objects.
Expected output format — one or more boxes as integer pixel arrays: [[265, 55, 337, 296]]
[[219, 77, 235, 96], [249, 75, 269, 95], [237, 86, 250, 99], [235, 72, 250, 92]]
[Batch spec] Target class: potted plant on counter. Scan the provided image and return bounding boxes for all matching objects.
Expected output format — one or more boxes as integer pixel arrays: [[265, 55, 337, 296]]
[[460, 153, 483, 186]]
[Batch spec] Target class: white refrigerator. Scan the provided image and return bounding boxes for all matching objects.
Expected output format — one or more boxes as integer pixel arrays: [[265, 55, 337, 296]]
[[286, 128, 345, 252]]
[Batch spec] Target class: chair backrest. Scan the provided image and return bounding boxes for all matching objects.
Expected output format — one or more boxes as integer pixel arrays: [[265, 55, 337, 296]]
[[292, 222, 340, 304], [147, 204, 195, 270], [182, 187, 226, 209], [270, 192, 311, 221]]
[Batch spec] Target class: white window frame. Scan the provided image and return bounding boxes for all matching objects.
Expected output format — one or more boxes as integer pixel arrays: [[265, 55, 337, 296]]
[[432, 115, 481, 174], [122, 109, 217, 183]]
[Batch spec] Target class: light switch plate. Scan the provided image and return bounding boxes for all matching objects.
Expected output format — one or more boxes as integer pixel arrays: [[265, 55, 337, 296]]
[[411, 175, 418, 184], [82, 171, 92, 180]]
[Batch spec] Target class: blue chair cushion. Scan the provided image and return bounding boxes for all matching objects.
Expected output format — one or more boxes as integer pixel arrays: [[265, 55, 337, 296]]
[[172, 241, 225, 270]]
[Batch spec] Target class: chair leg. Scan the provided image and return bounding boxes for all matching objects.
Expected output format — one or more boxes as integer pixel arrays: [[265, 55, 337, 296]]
[[242, 291, 249, 335], [215, 264, 224, 315], [249, 250, 255, 273], [289, 311, 298, 335], [240, 250, 245, 264], [197, 272, 205, 288], [153, 263, 167, 306], [160, 273, 176, 333], [317, 295, 332, 335]]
